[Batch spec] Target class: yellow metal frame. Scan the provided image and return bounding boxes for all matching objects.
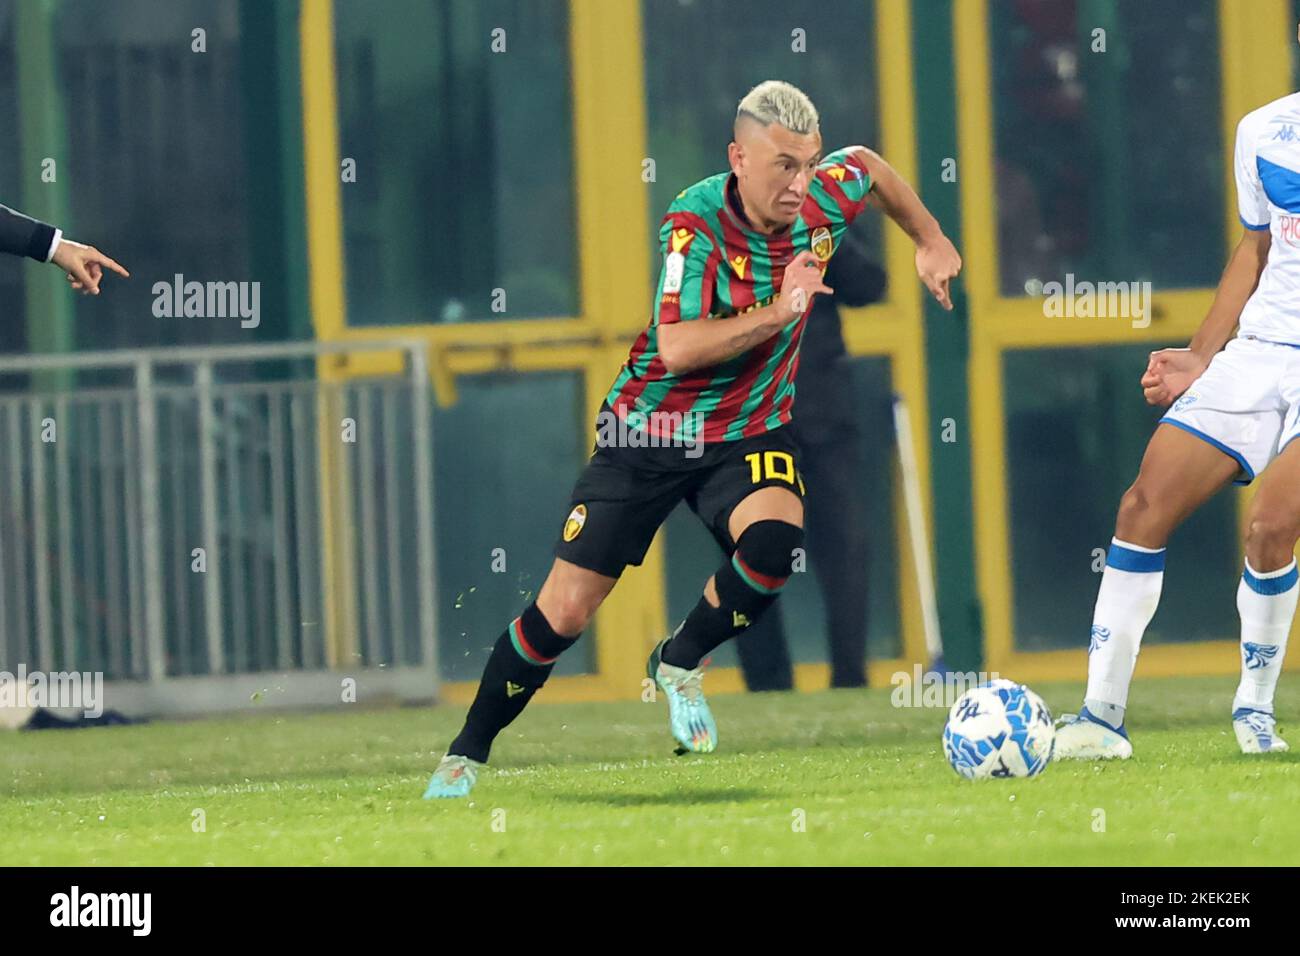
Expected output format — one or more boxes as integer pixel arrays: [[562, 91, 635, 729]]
[[954, 0, 1296, 682], [301, 0, 933, 698]]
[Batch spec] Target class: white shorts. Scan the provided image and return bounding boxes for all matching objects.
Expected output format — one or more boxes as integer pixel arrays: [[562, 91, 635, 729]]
[[1160, 335, 1300, 484]]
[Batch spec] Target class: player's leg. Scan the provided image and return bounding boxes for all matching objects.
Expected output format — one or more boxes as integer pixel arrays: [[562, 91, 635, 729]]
[[732, 599, 796, 691], [660, 486, 804, 670], [648, 486, 803, 753], [647, 435, 807, 754], [1230, 439, 1300, 753], [426, 444, 683, 797], [424, 558, 615, 797], [1056, 423, 1240, 758]]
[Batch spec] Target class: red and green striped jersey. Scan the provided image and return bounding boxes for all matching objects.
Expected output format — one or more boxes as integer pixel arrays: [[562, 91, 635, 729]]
[[605, 146, 874, 445]]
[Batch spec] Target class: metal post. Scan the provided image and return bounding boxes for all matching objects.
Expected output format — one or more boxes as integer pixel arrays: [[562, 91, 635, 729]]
[[54, 396, 75, 670], [123, 396, 145, 676], [269, 390, 294, 671], [29, 400, 53, 671], [382, 385, 407, 658], [7, 404, 31, 664], [409, 344, 438, 683], [197, 362, 225, 674], [136, 360, 166, 682], [100, 402, 126, 677], [358, 385, 381, 666]]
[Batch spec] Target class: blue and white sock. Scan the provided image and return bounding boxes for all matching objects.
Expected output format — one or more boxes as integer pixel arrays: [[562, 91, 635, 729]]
[[1083, 537, 1166, 729], [1233, 558, 1296, 716]]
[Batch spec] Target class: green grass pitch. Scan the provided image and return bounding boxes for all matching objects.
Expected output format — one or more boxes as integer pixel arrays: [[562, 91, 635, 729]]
[[3, 675, 1296, 865]]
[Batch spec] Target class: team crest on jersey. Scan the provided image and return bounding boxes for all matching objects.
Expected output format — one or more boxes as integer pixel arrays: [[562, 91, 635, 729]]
[[563, 504, 587, 542], [810, 226, 833, 261], [730, 254, 749, 279]]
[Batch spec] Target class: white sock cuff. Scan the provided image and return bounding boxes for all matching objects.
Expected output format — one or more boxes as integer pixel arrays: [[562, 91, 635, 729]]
[[1111, 537, 1165, 554], [1244, 557, 1298, 579]]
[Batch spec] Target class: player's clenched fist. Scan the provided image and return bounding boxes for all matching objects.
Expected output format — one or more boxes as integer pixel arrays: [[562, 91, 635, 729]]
[[779, 250, 833, 320], [1140, 347, 1209, 407]]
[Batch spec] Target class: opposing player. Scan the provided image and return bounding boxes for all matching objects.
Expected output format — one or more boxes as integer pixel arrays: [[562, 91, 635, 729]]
[[424, 81, 961, 797], [1056, 86, 1300, 759], [0, 203, 128, 293]]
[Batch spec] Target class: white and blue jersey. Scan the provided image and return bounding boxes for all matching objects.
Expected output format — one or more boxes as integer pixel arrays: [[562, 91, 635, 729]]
[[1235, 90, 1300, 345], [1162, 92, 1300, 482]]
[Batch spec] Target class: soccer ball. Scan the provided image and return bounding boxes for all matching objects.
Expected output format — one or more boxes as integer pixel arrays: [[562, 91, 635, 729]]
[[942, 680, 1055, 779]]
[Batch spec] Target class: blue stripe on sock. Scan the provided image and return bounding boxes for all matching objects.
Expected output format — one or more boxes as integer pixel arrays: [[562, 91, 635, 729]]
[[1106, 542, 1166, 573], [1242, 563, 1299, 595]]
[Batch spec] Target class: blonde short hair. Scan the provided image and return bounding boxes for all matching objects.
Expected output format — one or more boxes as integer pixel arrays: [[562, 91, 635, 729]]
[[735, 80, 819, 135]]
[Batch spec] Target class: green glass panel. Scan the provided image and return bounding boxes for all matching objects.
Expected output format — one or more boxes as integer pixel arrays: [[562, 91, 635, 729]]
[[334, 0, 577, 325], [989, 0, 1222, 295], [1003, 344, 1239, 651], [433, 371, 594, 680]]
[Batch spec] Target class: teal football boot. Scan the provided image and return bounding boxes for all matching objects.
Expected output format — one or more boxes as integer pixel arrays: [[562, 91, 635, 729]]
[[422, 754, 482, 799], [647, 639, 717, 754]]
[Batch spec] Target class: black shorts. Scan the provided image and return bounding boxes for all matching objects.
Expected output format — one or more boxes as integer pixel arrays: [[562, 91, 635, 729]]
[[554, 417, 806, 578]]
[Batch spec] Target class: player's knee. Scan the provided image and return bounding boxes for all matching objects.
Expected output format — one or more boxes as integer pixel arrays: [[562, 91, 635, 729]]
[[1245, 510, 1300, 566], [1115, 482, 1166, 541], [732, 519, 804, 591], [535, 588, 597, 637]]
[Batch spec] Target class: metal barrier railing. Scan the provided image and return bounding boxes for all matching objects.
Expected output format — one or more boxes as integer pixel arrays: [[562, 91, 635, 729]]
[[0, 340, 437, 711]]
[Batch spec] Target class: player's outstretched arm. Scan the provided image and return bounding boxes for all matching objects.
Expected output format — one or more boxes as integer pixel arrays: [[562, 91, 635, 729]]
[[850, 147, 961, 311], [1141, 228, 1269, 406]]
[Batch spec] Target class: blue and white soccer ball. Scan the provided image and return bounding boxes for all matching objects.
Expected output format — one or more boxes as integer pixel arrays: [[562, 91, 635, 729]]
[[942, 679, 1055, 779]]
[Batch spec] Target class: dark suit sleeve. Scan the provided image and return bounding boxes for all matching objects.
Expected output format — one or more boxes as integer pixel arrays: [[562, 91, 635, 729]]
[[827, 230, 887, 308], [0, 204, 58, 261]]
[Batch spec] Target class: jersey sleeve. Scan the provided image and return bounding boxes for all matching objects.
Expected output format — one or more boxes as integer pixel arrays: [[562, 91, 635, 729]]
[[810, 147, 874, 227], [1235, 113, 1270, 231], [653, 213, 718, 325]]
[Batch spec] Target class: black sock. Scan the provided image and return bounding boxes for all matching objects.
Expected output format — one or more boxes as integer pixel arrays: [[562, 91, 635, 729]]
[[662, 521, 802, 669], [661, 593, 744, 670], [447, 602, 577, 763]]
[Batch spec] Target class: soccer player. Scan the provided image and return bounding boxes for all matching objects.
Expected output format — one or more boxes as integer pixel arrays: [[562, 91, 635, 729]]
[[0, 203, 128, 293], [1055, 84, 1300, 760], [424, 80, 961, 798]]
